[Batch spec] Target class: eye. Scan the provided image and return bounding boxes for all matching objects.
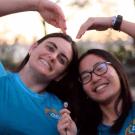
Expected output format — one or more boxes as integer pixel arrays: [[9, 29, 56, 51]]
[[46, 44, 56, 52], [95, 63, 106, 74], [57, 55, 68, 65], [80, 72, 90, 82]]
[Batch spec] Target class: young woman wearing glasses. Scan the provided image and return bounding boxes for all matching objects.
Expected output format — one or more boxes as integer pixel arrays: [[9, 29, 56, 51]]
[[58, 48, 134, 135], [77, 49, 134, 135]]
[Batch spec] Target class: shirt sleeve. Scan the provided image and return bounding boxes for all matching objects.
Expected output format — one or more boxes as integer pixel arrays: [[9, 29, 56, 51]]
[[0, 62, 7, 77]]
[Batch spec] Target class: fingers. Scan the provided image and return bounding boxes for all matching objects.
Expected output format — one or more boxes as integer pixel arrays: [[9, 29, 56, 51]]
[[47, 12, 67, 33], [76, 25, 87, 39], [58, 113, 72, 132], [58, 19, 67, 34], [76, 18, 92, 39], [54, 6, 67, 33], [58, 108, 77, 135], [60, 108, 71, 115], [38, 0, 67, 33], [60, 113, 72, 127], [49, 1, 67, 33], [58, 109, 71, 132]]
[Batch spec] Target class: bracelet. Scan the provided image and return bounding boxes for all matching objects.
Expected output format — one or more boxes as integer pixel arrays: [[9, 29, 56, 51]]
[[112, 15, 123, 31]]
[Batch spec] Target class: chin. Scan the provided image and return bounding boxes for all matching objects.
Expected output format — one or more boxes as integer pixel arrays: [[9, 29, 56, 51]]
[[98, 97, 114, 105]]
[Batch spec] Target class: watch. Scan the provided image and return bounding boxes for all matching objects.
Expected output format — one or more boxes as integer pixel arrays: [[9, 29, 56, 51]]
[[112, 15, 123, 31]]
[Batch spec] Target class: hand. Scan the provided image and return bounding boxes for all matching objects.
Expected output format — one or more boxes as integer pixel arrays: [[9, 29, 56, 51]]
[[37, 0, 67, 33], [76, 17, 112, 39], [57, 109, 77, 135]]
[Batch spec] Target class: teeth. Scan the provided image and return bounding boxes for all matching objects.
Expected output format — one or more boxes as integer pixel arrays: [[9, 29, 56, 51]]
[[40, 59, 50, 69], [95, 84, 107, 92]]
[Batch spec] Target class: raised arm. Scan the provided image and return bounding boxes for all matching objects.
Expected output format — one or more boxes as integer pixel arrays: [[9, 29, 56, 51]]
[[0, 0, 67, 33], [76, 16, 135, 39], [120, 19, 135, 38]]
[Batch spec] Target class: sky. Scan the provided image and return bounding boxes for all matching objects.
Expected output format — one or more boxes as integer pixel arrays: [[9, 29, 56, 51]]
[[0, 0, 135, 44]]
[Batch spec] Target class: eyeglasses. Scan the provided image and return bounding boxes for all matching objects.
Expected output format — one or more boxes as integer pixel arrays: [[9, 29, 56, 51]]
[[79, 61, 111, 85]]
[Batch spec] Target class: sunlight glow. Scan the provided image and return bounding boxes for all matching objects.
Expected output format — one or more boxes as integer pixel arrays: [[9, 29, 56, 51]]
[[0, 0, 135, 44]]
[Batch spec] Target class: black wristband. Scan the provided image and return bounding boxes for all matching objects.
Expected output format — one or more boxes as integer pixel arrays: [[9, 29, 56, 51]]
[[112, 15, 123, 31]]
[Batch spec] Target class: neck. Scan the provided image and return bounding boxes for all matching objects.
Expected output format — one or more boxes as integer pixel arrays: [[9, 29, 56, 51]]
[[100, 100, 122, 126], [19, 67, 50, 93]]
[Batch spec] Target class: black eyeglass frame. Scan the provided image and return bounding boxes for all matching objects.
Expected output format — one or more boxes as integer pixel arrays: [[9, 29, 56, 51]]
[[79, 61, 111, 85]]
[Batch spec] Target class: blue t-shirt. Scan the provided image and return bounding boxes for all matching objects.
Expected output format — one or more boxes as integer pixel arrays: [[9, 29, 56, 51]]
[[98, 103, 135, 135], [0, 62, 7, 77], [0, 64, 63, 135]]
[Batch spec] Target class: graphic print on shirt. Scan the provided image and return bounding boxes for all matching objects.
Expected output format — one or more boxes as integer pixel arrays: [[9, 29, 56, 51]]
[[45, 108, 61, 120], [125, 119, 135, 135]]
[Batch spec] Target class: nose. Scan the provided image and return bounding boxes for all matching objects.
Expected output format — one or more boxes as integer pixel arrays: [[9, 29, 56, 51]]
[[91, 72, 101, 83], [48, 53, 57, 62]]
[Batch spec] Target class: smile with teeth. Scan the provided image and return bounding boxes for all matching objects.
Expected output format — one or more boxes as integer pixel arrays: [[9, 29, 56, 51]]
[[95, 84, 108, 92], [40, 59, 52, 70]]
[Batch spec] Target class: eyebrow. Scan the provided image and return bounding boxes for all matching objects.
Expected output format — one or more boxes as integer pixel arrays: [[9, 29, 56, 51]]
[[93, 61, 107, 68], [47, 41, 69, 63], [47, 41, 57, 49], [60, 53, 69, 64], [80, 62, 104, 74], [93, 62, 102, 68]]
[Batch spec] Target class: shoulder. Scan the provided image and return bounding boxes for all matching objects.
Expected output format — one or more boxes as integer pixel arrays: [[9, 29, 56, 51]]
[[44, 92, 64, 111], [46, 92, 63, 105], [0, 71, 15, 86], [131, 101, 135, 111], [0, 72, 16, 98], [0, 72, 14, 83], [126, 101, 135, 116], [0, 62, 7, 77]]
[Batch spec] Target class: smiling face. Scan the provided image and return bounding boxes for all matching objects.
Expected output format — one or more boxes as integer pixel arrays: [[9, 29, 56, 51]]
[[79, 54, 121, 104], [28, 37, 73, 81]]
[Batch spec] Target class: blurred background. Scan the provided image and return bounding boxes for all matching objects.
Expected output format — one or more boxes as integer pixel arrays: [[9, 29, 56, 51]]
[[1, 0, 135, 98]]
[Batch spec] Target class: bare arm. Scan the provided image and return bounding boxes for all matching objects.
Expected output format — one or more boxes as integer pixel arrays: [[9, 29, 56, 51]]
[[0, 0, 67, 33], [0, 0, 36, 16], [76, 16, 135, 39], [120, 19, 135, 38]]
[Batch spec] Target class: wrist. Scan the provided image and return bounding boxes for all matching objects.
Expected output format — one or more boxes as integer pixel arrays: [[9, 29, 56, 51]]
[[27, 0, 39, 11]]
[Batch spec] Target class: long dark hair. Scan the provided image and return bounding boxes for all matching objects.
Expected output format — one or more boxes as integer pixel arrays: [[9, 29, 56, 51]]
[[16, 33, 79, 121], [78, 49, 132, 134]]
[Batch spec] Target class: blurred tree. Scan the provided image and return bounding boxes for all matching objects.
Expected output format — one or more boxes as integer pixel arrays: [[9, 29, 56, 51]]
[[42, 20, 47, 35], [70, 0, 89, 7]]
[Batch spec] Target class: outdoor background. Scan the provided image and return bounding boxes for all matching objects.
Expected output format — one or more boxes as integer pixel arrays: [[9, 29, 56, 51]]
[[1, 0, 135, 98]]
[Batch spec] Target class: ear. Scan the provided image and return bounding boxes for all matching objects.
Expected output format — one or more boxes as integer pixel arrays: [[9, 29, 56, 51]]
[[55, 72, 67, 82], [28, 42, 38, 55]]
